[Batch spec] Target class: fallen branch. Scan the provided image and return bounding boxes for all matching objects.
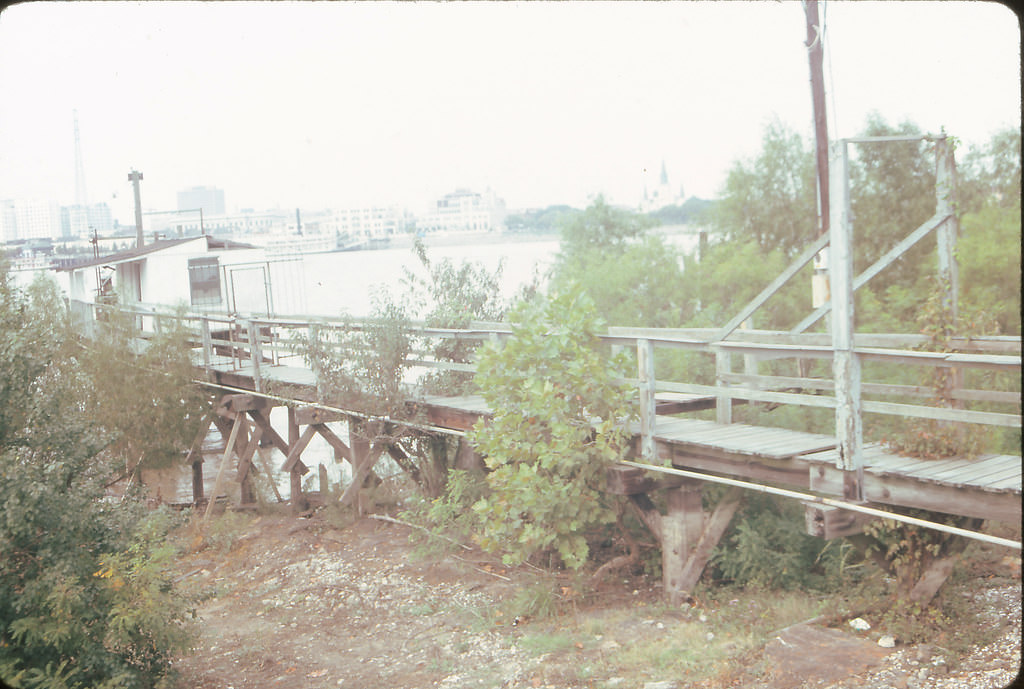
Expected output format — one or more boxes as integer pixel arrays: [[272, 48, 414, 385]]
[[368, 513, 473, 551]]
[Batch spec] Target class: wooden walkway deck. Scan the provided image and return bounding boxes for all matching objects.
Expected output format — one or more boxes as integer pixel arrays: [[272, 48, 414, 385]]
[[202, 361, 1021, 525]]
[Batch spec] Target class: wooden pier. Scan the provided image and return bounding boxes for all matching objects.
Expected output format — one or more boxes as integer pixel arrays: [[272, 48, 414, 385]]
[[67, 136, 1021, 603]]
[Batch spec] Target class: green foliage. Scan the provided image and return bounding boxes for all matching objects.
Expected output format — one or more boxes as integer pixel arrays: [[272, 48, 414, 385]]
[[709, 493, 860, 592], [709, 117, 817, 258], [556, 195, 657, 258], [958, 203, 1021, 335], [406, 238, 507, 395], [646, 197, 714, 226], [81, 305, 211, 475], [0, 268, 195, 689], [551, 197, 686, 328], [305, 292, 415, 418], [858, 512, 981, 602], [467, 290, 635, 569], [504, 205, 581, 234]]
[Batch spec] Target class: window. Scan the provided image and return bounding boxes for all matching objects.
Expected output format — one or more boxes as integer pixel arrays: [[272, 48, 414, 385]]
[[188, 257, 222, 307]]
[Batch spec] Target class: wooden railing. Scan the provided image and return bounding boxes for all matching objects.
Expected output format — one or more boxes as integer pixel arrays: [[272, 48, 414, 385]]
[[69, 299, 1022, 471]]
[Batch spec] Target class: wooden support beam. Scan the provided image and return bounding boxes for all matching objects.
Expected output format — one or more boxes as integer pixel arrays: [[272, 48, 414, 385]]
[[606, 464, 656, 496], [805, 503, 878, 539], [676, 486, 743, 592], [339, 442, 387, 510], [281, 425, 316, 474], [205, 414, 244, 520], [237, 424, 264, 506], [247, 409, 290, 456], [293, 405, 346, 426], [454, 437, 484, 472], [314, 423, 352, 463], [662, 480, 704, 606], [256, 446, 284, 503], [628, 494, 663, 542], [216, 392, 271, 417]]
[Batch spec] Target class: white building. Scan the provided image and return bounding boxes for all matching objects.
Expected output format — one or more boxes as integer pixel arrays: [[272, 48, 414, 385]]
[[60, 234, 305, 316], [177, 185, 226, 216], [416, 189, 506, 234], [322, 205, 407, 242], [62, 202, 114, 238], [1, 199, 64, 241], [0, 201, 16, 242]]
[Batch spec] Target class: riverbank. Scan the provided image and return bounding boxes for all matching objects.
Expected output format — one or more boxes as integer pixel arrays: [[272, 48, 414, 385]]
[[170, 508, 1021, 689]]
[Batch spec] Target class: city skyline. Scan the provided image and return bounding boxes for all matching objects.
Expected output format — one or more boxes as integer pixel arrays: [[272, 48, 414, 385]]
[[0, 2, 1018, 226]]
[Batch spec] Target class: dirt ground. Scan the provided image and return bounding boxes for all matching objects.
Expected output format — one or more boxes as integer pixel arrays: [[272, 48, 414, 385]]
[[170, 511, 1022, 689]]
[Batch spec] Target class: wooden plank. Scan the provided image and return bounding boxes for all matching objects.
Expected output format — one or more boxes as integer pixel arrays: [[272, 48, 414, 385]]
[[236, 423, 264, 483], [969, 465, 1024, 489], [204, 414, 244, 520], [809, 464, 1021, 523], [985, 474, 1023, 491], [665, 444, 811, 488], [281, 424, 316, 474]]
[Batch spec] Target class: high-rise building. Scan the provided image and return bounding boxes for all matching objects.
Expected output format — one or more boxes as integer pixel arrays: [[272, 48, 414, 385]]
[[177, 186, 226, 216], [0, 201, 16, 243], [12, 199, 62, 240]]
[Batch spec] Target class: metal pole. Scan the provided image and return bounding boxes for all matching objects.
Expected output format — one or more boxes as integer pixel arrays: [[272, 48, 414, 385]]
[[128, 170, 144, 248]]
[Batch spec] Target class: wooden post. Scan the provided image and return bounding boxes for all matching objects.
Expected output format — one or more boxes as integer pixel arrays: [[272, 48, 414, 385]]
[[934, 137, 963, 414], [637, 338, 656, 461], [287, 406, 308, 512], [183, 415, 212, 506], [662, 480, 704, 606], [715, 349, 732, 425], [201, 317, 212, 379], [828, 139, 864, 501], [309, 323, 323, 400], [237, 423, 263, 506], [247, 319, 262, 393], [205, 414, 244, 520], [935, 137, 959, 319], [318, 463, 330, 497]]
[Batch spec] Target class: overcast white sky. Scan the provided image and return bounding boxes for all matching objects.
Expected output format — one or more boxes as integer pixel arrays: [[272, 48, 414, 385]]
[[0, 1, 1018, 223]]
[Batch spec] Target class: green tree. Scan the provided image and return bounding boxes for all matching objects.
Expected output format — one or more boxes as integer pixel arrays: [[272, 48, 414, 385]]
[[551, 197, 685, 328], [468, 289, 634, 569], [0, 269, 194, 689], [709, 117, 817, 258]]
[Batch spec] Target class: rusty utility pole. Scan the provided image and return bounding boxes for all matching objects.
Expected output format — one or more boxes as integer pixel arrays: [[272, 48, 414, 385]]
[[805, 0, 829, 237]]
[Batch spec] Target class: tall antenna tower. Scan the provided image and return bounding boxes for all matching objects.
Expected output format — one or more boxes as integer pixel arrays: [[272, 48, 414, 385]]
[[73, 109, 88, 206]]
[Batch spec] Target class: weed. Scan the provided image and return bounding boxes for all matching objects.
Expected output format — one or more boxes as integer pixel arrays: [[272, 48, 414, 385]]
[[517, 632, 577, 657]]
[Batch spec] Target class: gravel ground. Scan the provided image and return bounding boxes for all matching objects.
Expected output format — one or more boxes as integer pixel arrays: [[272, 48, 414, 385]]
[[809, 583, 1022, 689]]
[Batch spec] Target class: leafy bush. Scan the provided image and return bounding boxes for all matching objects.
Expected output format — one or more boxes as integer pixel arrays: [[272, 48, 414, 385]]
[[0, 269, 196, 689], [467, 289, 635, 569]]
